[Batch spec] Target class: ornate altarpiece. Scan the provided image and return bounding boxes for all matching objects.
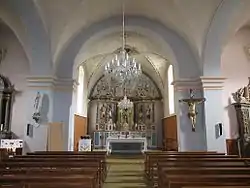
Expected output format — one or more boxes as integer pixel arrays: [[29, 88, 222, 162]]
[[89, 73, 161, 149]]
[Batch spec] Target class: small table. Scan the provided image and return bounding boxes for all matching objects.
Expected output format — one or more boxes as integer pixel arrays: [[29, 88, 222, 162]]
[[106, 136, 147, 154], [0, 139, 23, 155]]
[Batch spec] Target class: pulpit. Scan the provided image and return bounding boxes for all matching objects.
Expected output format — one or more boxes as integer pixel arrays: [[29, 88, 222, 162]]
[[232, 78, 250, 157]]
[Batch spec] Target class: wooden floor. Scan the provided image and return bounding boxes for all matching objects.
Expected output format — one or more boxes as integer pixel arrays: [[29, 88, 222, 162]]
[[103, 155, 151, 188]]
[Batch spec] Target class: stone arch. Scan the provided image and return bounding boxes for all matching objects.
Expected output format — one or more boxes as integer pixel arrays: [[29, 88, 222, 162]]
[[56, 16, 201, 79], [202, 0, 249, 76], [0, 3, 31, 65], [4, 0, 52, 75]]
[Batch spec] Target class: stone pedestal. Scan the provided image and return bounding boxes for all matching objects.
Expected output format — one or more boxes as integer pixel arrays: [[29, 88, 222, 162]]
[[232, 103, 250, 157]]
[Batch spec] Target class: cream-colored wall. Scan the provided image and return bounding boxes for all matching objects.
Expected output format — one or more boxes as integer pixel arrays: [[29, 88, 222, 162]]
[[0, 24, 29, 139], [221, 27, 250, 139]]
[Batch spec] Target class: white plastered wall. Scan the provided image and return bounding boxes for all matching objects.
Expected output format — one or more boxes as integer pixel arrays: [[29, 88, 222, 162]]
[[221, 27, 250, 139], [0, 24, 29, 139]]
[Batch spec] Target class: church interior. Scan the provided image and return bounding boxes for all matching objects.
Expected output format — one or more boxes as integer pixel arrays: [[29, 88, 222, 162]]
[[1, 0, 250, 187]]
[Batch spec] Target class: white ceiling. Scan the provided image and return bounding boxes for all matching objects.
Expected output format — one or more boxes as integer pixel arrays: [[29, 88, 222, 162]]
[[35, 0, 222, 62], [5, 0, 250, 87]]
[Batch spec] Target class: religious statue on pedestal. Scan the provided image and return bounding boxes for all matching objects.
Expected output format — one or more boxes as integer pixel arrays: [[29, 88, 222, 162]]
[[32, 92, 42, 123], [232, 77, 250, 103]]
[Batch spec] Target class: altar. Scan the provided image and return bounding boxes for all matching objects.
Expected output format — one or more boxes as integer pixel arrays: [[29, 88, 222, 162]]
[[106, 136, 147, 154]]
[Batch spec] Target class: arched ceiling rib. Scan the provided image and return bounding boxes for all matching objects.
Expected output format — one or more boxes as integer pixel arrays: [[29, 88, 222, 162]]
[[5, 0, 52, 75], [5, 0, 250, 79], [202, 0, 250, 76], [0, 1, 31, 64], [83, 52, 167, 97], [34, 0, 222, 65], [57, 16, 201, 79]]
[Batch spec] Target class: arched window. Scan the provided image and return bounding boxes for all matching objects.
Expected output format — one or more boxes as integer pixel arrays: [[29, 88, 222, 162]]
[[168, 65, 175, 114], [77, 66, 84, 114]]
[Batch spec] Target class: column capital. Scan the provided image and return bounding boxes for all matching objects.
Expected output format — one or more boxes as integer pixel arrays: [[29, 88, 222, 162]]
[[172, 76, 226, 91], [172, 78, 201, 91], [200, 76, 226, 90], [26, 76, 78, 91]]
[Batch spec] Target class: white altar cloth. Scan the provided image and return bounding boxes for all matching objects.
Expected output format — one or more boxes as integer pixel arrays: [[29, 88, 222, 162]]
[[106, 136, 147, 154], [0, 139, 23, 149]]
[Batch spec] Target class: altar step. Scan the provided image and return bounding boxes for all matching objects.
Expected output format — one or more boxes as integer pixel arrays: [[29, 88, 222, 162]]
[[104, 155, 150, 188]]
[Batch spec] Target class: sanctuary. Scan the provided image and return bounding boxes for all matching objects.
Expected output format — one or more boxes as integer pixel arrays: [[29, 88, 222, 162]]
[[88, 73, 162, 153], [2, 0, 250, 158]]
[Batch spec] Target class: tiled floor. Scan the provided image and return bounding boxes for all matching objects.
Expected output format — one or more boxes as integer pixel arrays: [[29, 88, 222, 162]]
[[103, 155, 151, 188]]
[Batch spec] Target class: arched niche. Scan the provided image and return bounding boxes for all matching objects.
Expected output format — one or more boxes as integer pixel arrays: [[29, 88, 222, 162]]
[[89, 73, 162, 101], [88, 73, 164, 148], [0, 74, 15, 138]]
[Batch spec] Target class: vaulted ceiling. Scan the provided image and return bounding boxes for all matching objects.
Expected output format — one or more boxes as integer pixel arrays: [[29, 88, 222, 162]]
[[1, 0, 250, 82], [35, 0, 222, 61]]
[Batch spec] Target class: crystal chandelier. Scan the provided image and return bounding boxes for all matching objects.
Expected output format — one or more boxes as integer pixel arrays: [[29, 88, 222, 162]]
[[104, 2, 142, 83], [118, 95, 133, 109]]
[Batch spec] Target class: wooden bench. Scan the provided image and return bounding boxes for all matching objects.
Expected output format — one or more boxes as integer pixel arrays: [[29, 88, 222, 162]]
[[144, 151, 228, 177], [154, 158, 250, 186], [159, 174, 250, 188], [144, 152, 250, 188], [0, 151, 107, 188], [15, 152, 106, 173], [147, 155, 240, 180], [0, 175, 96, 188]]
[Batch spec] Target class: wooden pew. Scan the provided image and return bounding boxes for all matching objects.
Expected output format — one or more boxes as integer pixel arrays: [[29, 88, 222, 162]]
[[159, 174, 250, 188], [1, 151, 107, 188], [147, 152, 250, 188], [154, 158, 250, 186], [24, 151, 107, 178], [183, 187, 250, 188], [29, 151, 107, 155], [146, 154, 240, 180], [0, 175, 96, 188], [1, 161, 103, 186], [144, 151, 228, 177]]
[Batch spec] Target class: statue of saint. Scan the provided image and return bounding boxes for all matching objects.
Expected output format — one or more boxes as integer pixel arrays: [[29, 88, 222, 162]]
[[138, 105, 143, 123], [34, 92, 41, 112], [107, 105, 113, 121], [100, 104, 106, 120], [146, 105, 151, 120], [123, 111, 128, 124]]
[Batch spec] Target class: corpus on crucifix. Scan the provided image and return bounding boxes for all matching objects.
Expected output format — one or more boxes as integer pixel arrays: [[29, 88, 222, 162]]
[[179, 89, 206, 132]]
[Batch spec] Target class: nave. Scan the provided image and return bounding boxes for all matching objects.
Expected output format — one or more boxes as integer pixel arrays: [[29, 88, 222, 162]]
[[1, 150, 250, 188]]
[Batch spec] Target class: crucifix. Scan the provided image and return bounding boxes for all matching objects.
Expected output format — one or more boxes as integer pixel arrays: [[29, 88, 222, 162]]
[[179, 89, 206, 132]]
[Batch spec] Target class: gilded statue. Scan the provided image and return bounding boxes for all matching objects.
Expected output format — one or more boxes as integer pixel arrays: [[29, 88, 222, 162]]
[[232, 77, 250, 103], [179, 89, 206, 131]]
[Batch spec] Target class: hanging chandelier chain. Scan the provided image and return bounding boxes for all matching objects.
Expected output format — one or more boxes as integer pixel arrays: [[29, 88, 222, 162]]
[[104, 0, 142, 84], [122, 0, 125, 51]]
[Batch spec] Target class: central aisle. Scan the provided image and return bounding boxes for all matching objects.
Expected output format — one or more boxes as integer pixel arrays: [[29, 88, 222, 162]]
[[103, 155, 150, 188]]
